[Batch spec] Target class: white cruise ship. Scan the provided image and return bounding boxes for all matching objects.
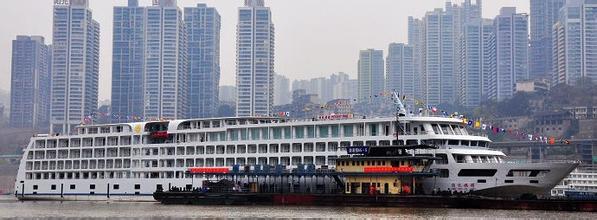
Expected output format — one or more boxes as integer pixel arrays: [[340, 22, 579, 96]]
[[551, 167, 597, 197], [14, 113, 578, 201]]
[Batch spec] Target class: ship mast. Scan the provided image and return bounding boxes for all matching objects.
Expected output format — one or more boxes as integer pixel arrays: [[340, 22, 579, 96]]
[[392, 91, 406, 144]]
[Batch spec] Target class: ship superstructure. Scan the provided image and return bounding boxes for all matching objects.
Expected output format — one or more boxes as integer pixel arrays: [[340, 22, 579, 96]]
[[15, 114, 577, 200]]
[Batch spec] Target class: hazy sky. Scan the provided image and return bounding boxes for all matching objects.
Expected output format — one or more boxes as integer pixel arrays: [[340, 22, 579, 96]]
[[0, 0, 529, 101]]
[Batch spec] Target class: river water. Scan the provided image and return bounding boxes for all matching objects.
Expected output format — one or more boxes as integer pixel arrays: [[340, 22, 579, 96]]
[[0, 195, 594, 219]]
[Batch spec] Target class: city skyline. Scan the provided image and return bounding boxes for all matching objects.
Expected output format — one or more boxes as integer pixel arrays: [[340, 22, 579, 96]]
[[0, 0, 529, 101], [2, 1, 597, 212]]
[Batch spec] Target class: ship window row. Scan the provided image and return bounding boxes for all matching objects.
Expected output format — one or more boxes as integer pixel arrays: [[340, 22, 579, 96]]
[[566, 186, 597, 190], [566, 180, 597, 185], [176, 118, 276, 130], [28, 148, 132, 160], [32, 184, 154, 195], [452, 154, 503, 163], [506, 170, 550, 177], [426, 124, 469, 136], [133, 140, 403, 156], [160, 123, 395, 144], [133, 156, 339, 173], [339, 160, 389, 166], [25, 171, 131, 180], [33, 122, 477, 148], [34, 136, 135, 148], [177, 122, 473, 144], [421, 139, 488, 147], [457, 169, 498, 177], [568, 174, 597, 179], [150, 143, 339, 155], [77, 125, 129, 135], [25, 159, 132, 171]]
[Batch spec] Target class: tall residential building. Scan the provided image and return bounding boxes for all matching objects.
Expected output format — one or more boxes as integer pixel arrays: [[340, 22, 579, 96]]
[[185, 4, 221, 118], [274, 74, 290, 106], [494, 7, 529, 101], [481, 19, 497, 101], [111, 0, 200, 121], [330, 72, 357, 100], [553, 0, 597, 85], [410, 1, 482, 107], [111, 0, 145, 122], [530, 0, 566, 79], [51, 0, 99, 133], [408, 17, 424, 99], [357, 49, 384, 103], [422, 8, 455, 105], [290, 73, 356, 103], [311, 77, 334, 102], [449, 0, 482, 48], [9, 36, 51, 131], [290, 77, 331, 103], [236, 0, 275, 116], [144, 0, 188, 120], [385, 43, 415, 107], [451, 0, 482, 107], [453, 0, 482, 29], [458, 19, 494, 108], [334, 79, 358, 101]]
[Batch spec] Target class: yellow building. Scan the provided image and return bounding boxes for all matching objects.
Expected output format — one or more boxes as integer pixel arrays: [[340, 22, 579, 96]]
[[336, 154, 436, 195]]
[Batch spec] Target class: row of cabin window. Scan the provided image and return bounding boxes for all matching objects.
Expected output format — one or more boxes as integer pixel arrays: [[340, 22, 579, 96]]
[[164, 139, 484, 153], [339, 160, 388, 166], [39, 126, 375, 148], [26, 159, 132, 171], [422, 139, 488, 147], [25, 171, 131, 180], [34, 137, 136, 148], [29, 149, 131, 160], [137, 141, 419, 157], [177, 118, 291, 130], [140, 144, 338, 156], [33, 138, 486, 153], [37, 124, 467, 149], [57, 122, 469, 141], [139, 156, 333, 168], [173, 124, 393, 143], [32, 183, 139, 191], [77, 126, 127, 135], [429, 124, 469, 136]]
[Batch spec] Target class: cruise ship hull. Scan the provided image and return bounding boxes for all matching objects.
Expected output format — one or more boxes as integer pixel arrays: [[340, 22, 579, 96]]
[[423, 161, 579, 197]]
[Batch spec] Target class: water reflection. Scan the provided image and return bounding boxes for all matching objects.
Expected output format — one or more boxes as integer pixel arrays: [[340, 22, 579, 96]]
[[0, 196, 594, 219]]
